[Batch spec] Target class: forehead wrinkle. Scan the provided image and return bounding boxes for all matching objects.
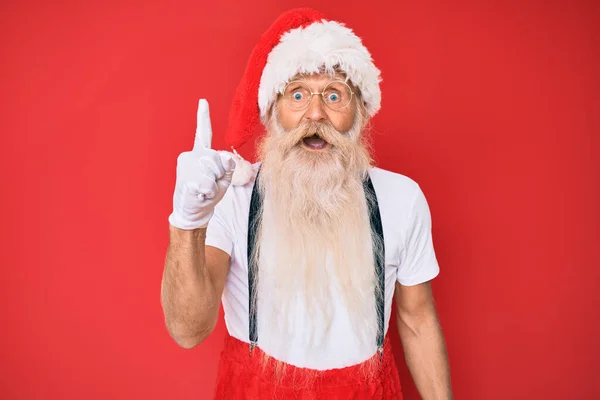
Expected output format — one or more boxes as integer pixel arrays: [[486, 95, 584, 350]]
[[288, 71, 349, 91]]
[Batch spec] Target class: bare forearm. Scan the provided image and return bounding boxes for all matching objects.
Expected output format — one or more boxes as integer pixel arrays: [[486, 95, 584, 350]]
[[161, 226, 219, 348], [398, 314, 452, 400]]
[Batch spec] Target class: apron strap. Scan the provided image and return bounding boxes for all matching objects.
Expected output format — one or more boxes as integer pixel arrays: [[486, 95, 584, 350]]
[[247, 170, 385, 353]]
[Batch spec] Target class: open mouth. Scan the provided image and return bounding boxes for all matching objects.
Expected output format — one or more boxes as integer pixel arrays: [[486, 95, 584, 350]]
[[302, 134, 329, 150]]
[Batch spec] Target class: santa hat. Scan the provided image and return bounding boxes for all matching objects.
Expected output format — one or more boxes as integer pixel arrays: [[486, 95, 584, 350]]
[[224, 7, 382, 150]]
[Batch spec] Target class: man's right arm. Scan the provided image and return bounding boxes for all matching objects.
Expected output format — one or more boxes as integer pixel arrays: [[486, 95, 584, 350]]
[[162, 99, 235, 348], [161, 225, 231, 349]]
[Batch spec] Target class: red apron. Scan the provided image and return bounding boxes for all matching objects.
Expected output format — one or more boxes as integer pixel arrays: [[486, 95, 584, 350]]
[[213, 333, 403, 399]]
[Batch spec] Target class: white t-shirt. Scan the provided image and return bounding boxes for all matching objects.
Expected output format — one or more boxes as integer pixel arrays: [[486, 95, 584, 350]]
[[206, 164, 440, 370]]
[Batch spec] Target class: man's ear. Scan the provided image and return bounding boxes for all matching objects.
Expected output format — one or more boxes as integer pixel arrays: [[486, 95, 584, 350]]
[[359, 98, 370, 121], [263, 101, 277, 126]]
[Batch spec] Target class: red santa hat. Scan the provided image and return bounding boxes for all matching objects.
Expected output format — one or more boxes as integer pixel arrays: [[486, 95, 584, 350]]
[[225, 7, 382, 150]]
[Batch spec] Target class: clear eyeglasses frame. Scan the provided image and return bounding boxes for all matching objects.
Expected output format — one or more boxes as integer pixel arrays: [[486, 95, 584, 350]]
[[280, 80, 354, 111]]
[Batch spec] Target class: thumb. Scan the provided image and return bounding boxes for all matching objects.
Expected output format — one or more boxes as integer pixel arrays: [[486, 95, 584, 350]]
[[218, 151, 236, 173], [193, 99, 213, 151]]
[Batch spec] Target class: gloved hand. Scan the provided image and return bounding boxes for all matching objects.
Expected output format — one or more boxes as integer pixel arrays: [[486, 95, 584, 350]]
[[168, 99, 235, 230]]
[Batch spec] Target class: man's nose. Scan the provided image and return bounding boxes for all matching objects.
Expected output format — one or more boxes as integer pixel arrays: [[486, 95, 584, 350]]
[[304, 95, 328, 122]]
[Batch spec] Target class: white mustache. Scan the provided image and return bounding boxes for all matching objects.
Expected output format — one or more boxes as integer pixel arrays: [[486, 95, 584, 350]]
[[286, 121, 348, 148]]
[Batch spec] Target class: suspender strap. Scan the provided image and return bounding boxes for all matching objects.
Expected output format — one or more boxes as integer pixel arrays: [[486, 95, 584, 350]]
[[247, 171, 385, 353], [364, 176, 386, 354], [247, 170, 262, 350]]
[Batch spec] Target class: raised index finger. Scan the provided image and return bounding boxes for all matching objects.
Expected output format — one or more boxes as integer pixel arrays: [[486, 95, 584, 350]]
[[193, 99, 213, 151]]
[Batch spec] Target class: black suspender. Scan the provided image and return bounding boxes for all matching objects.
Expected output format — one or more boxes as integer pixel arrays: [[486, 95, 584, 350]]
[[364, 175, 386, 358], [247, 170, 261, 351], [247, 170, 386, 355]]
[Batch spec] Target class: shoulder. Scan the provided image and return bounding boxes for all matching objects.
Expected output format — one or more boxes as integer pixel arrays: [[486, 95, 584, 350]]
[[367, 166, 433, 233], [213, 162, 260, 219], [368, 166, 422, 203], [221, 162, 261, 201]]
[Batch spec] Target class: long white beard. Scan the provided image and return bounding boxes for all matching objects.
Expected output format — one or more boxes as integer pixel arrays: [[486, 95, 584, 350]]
[[253, 106, 383, 360]]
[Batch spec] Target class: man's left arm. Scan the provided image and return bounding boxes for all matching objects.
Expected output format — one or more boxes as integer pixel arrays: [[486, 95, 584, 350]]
[[394, 280, 452, 400]]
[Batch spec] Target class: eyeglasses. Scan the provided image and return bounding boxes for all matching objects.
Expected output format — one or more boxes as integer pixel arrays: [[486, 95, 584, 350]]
[[281, 80, 354, 111]]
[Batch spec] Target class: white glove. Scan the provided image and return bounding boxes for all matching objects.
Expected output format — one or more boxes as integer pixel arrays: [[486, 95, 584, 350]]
[[168, 99, 235, 230]]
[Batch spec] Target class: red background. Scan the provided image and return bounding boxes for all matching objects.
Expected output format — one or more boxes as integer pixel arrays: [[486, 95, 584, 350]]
[[1, 0, 599, 399]]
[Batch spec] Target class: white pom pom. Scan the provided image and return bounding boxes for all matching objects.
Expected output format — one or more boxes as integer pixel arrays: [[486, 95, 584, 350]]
[[230, 148, 254, 186]]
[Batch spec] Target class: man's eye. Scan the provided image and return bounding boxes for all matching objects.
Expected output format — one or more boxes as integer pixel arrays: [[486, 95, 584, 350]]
[[328, 93, 340, 102], [293, 92, 304, 101]]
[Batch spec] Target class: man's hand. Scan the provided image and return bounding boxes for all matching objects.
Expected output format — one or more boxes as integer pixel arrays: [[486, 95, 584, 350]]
[[168, 99, 236, 230]]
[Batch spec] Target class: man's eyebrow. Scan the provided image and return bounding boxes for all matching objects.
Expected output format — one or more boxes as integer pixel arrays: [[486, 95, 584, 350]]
[[286, 82, 304, 91]]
